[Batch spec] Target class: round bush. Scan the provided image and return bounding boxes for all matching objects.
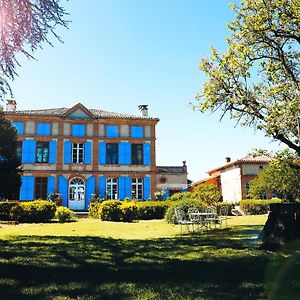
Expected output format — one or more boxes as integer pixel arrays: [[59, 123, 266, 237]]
[[165, 199, 207, 224], [240, 199, 283, 215], [55, 206, 75, 223], [10, 200, 56, 223], [120, 202, 138, 222], [98, 200, 122, 221], [136, 201, 170, 220]]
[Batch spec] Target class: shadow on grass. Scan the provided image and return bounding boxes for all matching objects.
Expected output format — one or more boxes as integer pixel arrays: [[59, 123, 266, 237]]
[[0, 225, 283, 300]]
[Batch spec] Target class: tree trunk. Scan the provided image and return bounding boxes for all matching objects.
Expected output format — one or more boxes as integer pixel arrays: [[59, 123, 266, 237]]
[[261, 203, 300, 250]]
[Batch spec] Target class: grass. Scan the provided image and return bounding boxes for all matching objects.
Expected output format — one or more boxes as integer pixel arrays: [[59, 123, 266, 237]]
[[0, 215, 299, 299]]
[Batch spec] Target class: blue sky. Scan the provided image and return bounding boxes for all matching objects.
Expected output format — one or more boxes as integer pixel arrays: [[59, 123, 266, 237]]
[[10, 0, 281, 181]]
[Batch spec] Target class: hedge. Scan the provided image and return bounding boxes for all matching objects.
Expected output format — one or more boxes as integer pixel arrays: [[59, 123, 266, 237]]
[[0, 201, 19, 221], [240, 198, 283, 215], [136, 201, 170, 220]]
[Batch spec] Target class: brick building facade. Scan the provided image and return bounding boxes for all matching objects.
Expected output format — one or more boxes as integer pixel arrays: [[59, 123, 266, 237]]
[[5, 101, 159, 210]]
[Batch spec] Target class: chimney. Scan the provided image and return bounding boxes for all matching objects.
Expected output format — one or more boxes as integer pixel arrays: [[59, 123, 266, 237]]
[[6, 99, 17, 112], [225, 157, 231, 163], [182, 160, 187, 173], [138, 104, 148, 117]]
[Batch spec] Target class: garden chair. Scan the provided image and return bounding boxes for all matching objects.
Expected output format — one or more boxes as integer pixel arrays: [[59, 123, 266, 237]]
[[217, 206, 229, 228], [188, 207, 203, 229], [174, 207, 194, 232], [204, 206, 218, 229]]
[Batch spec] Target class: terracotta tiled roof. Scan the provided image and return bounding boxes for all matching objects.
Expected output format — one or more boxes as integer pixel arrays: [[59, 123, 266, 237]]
[[157, 166, 186, 174], [4, 104, 158, 120], [238, 154, 272, 162]]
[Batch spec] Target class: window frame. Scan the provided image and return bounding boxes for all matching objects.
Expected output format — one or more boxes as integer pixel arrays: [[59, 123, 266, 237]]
[[72, 142, 84, 164], [131, 144, 143, 165], [34, 177, 48, 199], [106, 178, 118, 199], [36, 141, 49, 163], [131, 178, 143, 200], [106, 143, 119, 164]]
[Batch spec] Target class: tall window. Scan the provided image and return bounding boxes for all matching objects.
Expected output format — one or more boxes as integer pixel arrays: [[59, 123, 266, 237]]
[[106, 143, 118, 164], [72, 143, 84, 164], [69, 178, 85, 201], [36, 141, 49, 163], [16, 141, 22, 161], [35, 177, 48, 199], [132, 178, 143, 200], [245, 182, 250, 197], [106, 178, 118, 199], [131, 144, 143, 165]]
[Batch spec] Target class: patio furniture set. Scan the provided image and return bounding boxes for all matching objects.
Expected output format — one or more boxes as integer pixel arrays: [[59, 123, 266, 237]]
[[174, 206, 229, 232]]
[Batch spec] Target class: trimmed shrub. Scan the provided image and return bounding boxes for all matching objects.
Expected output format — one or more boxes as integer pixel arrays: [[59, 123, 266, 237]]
[[55, 207, 75, 223], [136, 201, 170, 220], [0, 201, 19, 221], [10, 200, 56, 223], [240, 198, 283, 215], [216, 202, 234, 215], [165, 199, 207, 224], [120, 202, 138, 222], [98, 200, 123, 221], [168, 192, 192, 201]]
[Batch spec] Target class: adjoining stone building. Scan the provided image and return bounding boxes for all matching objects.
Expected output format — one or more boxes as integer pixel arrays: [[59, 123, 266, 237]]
[[191, 155, 272, 204], [4, 100, 188, 210]]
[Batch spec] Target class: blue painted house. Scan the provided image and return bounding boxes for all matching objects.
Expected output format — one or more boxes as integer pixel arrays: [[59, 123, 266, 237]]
[[5, 101, 159, 210]]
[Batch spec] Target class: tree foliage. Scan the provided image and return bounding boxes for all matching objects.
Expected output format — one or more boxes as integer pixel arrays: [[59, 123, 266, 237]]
[[196, 0, 300, 156], [249, 150, 300, 201], [0, 109, 21, 199], [0, 0, 68, 99], [192, 184, 223, 205]]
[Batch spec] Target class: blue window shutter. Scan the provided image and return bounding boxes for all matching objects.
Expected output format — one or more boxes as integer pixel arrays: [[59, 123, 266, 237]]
[[64, 141, 72, 164], [84, 141, 92, 164], [131, 126, 143, 138], [119, 142, 131, 165], [37, 123, 44, 135], [49, 140, 57, 164], [20, 176, 28, 200], [98, 176, 106, 199], [12, 122, 24, 134], [163, 189, 169, 200], [86, 176, 95, 210], [72, 124, 85, 137], [181, 188, 188, 192], [143, 177, 151, 200], [143, 143, 150, 165], [22, 140, 36, 163], [58, 176, 68, 207], [44, 123, 51, 136], [125, 177, 132, 199], [99, 142, 106, 164], [47, 176, 55, 196], [118, 177, 126, 200], [106, 125, 119, 138]]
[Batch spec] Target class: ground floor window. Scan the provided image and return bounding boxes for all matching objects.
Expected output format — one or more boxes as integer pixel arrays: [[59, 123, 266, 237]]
[[106, 178, 118, 199], [245, 182, 250, 197], [35, 177, 48, 199], [132, 178, 143, 200], [69, 178, 85, 201]]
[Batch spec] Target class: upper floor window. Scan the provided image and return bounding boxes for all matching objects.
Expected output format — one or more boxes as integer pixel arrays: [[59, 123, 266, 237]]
[[106, 125, 119, 138], [132, 178, 143, 200], [131, 126, 143, 138], [35, 177, 48, 199], [36, 141, 49, 163], [37, 123, 51, 136], [72, 143, 84, 164], [106, 178, 118, 199], [106, 143, 118, 164], [131, 144, 143, 165]]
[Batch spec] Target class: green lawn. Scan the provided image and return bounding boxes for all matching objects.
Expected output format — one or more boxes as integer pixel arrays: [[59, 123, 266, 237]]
[[0, 215, 299, 299]]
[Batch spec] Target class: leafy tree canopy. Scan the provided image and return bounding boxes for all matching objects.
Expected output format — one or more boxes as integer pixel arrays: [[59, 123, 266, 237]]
[[0, 0, 68, 99], [196, 0, 300, 156], [192, 184, 223, 205], [249, 149, 300, 201], [0, 108, 21, 199]]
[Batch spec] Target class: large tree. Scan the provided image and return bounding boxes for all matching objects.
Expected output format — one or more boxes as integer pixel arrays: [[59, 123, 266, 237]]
[[196, 0, 300, 156], [0, 0, 68, 100], [0, 109, 21, 199]]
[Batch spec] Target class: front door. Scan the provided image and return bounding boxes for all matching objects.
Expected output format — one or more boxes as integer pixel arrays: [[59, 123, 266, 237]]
[[69, 178, 85, 210]]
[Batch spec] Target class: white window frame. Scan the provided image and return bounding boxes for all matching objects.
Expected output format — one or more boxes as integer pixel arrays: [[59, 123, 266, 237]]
[[132, 178, 143, 200], [72, 143, 84, 164], [69, 178, 85, 201], [106, 178, 118, 199]]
